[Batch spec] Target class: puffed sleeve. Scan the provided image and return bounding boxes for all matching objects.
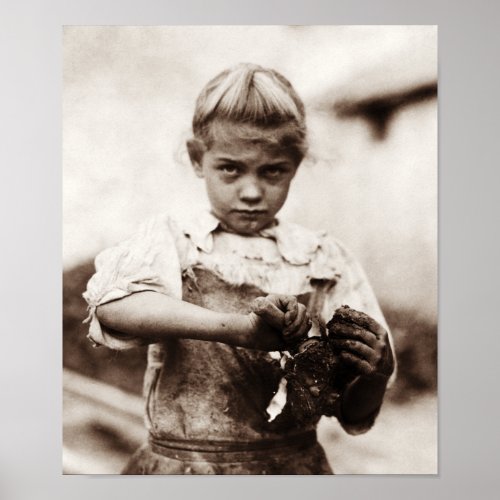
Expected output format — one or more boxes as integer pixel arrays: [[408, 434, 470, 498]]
[[316, 235, 397, 435], [82, 214, 183, 350]]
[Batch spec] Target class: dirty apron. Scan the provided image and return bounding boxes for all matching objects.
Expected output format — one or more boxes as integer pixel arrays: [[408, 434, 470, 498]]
[[122, 266, 333, 474]]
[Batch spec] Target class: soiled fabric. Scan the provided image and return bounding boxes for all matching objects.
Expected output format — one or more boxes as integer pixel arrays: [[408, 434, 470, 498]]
[[122, 434, 332, 475], [83, 211, 394, 474]]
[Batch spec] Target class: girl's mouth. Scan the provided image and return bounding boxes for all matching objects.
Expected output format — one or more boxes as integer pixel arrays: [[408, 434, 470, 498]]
[[234, 211, 267, 224], [233, 210, 267, 217]]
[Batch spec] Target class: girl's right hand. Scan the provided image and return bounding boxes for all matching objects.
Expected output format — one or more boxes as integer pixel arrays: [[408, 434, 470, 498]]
[[244, 295, 311, 351], [242, 311, 286, 351]]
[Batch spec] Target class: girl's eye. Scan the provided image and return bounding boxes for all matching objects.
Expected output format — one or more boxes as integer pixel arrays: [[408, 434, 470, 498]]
[[263, 167, 285, 178], [218, 165, 239, 176]]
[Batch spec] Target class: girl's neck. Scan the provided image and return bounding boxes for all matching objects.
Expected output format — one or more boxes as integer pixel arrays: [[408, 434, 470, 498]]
[[210, 211, 278, 236]]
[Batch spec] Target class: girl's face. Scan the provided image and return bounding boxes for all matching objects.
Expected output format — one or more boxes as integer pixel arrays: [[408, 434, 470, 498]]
[[188, 122, 300, 235]]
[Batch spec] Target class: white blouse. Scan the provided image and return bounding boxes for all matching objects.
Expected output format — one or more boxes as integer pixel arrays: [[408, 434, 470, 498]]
[[83, 210, 392, 356]]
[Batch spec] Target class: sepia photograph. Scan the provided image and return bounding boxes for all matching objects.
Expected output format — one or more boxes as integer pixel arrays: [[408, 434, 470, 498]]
[[62, 25, 437, 475]]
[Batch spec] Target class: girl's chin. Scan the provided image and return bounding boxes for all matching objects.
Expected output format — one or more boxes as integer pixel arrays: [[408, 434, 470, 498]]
[[219, 217, 270, 236], [225, 223, 261, 235]]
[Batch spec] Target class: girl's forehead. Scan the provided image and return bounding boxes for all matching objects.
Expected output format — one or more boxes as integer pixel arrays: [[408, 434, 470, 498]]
[[208, 143, 293, 165], [206, 120, 300, 157]]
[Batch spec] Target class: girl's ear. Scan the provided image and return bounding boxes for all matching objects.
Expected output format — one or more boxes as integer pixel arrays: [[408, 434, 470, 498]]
[[186, 139, 206, 178]]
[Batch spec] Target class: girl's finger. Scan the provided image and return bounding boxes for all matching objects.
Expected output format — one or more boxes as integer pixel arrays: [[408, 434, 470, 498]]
[[328, 322, 378, 348], [274, 295, 299, 326], [283, 305, 310, 340], [339, 351, 375, 376], [284, 319, 311, 343], [329, 338, 377, 364], [265, 294, 298, 326], [251, 297, 285, 329], [283, 303, 307, 336], [284, 306, 298, 327]]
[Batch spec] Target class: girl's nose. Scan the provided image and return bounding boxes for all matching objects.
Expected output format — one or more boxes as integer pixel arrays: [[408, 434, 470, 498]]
[[239, 180, 264, 204]]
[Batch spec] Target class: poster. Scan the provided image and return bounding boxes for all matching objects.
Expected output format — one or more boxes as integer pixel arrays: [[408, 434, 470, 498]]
[[63, 25, 437, 475]]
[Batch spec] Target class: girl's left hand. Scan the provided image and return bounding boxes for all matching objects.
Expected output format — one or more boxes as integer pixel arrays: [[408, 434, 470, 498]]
[[328, 308, 394, 378], [251, 294, 312, 347]]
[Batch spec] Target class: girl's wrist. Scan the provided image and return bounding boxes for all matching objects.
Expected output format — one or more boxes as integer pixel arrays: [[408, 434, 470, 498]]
[[225, 312, 284, 351], [339, 373, 389, 425], [215, 312, 255, 348]]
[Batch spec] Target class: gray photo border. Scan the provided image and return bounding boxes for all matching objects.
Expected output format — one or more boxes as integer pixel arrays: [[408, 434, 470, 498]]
[[1, 0, 499, 499]]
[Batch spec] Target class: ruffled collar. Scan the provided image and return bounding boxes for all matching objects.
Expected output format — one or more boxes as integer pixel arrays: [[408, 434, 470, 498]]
[[181, 210, 323, 266]]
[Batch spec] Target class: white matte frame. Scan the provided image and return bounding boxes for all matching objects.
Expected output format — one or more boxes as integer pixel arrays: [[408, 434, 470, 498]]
[[1, 0, 499, 499]]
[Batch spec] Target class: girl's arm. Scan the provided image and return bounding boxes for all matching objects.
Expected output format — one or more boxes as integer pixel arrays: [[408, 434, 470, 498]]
[[338, 373, 391, 425], [96, 291, 286, 351]]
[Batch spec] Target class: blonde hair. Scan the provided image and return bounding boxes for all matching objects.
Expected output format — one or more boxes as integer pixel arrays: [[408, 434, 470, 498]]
[[192, 63, 308, 162]]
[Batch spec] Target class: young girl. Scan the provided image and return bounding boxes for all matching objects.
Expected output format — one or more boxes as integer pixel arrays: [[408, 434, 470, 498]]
[[83, 63, 395, 475]]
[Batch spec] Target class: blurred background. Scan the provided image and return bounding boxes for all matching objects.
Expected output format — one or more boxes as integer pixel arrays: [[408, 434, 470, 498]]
[[63, 25, 437, 474]]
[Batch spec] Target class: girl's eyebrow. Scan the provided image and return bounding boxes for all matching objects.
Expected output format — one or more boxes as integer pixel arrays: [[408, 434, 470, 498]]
[[215, 157, 293, 167], [258, 162, 293, 170], [261, 161, 290, 167], [216, 157, 245, 165]]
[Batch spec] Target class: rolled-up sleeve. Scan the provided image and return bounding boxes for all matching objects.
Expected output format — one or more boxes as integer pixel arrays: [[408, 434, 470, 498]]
[[82, 215, 183, 350], [318, 236, 397, 435]]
